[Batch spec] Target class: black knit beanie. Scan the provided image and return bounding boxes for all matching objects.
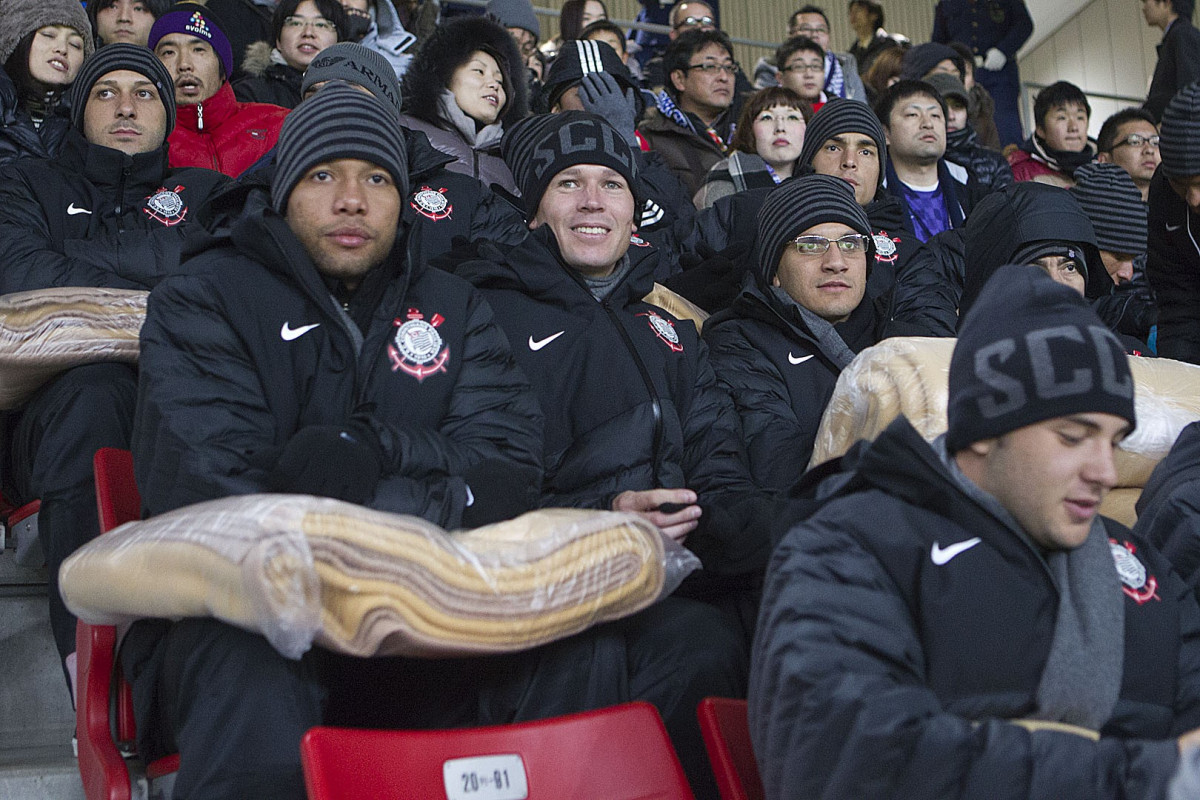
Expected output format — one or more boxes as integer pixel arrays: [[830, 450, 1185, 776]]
[[755, 174, 874, 283], [946, 264, 1135, 453], [797, 98, 888, 189], [272, 85, 409, 213], [1069, 162, 1147, 255], [69, 43, 177, 137], [1159, 81, 1200, 179], [301, 42, 402, 119], [501, 111, 639, 215], [543, 38, 640, 113], [901, 42, 962, 81]]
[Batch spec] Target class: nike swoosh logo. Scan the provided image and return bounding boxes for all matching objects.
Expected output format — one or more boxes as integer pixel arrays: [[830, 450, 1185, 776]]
[[931, 537, 982, 565], [280, 322, 320, 341], [788, 353, 814, 365], [67, 203, 92, 215], [1166, 222, 1183, 231], [528, 331, 565, 351]]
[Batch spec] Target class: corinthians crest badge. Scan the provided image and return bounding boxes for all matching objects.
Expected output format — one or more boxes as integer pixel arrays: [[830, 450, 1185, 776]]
[[1110, 539, 1160, 605], [872, 230, 899, 264], [411, 186, 452, 221], [144, 186, 188, 226], [388, 308, 450, 380], [639, 310, 683, 353]]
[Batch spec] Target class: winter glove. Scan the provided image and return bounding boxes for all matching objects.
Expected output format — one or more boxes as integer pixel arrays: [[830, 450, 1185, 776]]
[[982, 47, 1006, 71], [460, 460, 541, 528], [579, 71, 640, 149], [266, 422, 384, 505]]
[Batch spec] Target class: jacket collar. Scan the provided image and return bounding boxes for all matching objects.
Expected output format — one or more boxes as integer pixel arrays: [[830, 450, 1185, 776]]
[[60, 128, 170, 191], [175, 82, 239, 133]]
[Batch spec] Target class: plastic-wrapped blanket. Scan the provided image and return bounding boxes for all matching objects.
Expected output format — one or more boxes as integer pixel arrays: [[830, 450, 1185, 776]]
[[810, 337, 1200, 525], [59, 495, 699, 660], [0, 288, 146, 409]]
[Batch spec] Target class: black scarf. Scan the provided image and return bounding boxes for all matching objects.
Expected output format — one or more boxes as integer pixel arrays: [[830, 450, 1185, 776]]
[[1025, 134, 1097, 178]]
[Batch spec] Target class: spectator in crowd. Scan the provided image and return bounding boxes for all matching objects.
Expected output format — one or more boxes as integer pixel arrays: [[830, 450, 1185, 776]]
[[933, 0, 1032, 147], [1008, 80, 1096, 189], [638, 1, 718, 91], [487, 0, 542, 84], [233, 0, 347, 108], [639, 28, 740, 198], [338, 0, 421, 78], [694, 86, 811, 209], [943, 39, 1000, 151], [775, 36, 829, 112], [751, 261, 1200, 800], [150, 3, 289, 177], [847, 0, 903, 76], [926, 71, 1012, 194], [1071, 161, 1158, 349], [899, 41, 964, 83], [1097, 107, 1161, 202], [87, 0, 170, 49], [704, 175, 883, 489], [1142, 0, 1200, 123], [876, 79, 984, 242], [581, 19, 645, 85], [0, 43, 225, 695], [860, 39, 904, 105], [540, 0, 607, 60], [754, 5, 866, 104], [400, 14, 527, 194], [202, 0, 273, 81], [1146, 82, 1200, 364], [630, 0, 721, 78], [0, 0, 93, 166]]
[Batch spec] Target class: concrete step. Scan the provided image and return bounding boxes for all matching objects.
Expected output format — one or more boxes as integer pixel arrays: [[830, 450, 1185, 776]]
[[0, 743, 84, 800]]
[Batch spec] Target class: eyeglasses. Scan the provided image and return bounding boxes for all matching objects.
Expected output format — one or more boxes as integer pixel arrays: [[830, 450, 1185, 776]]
[[683, 61, 739, 75], [283, 16, 338, 32], [791, 233, 869, 255], [782, 61, 824, 74], [790, 24, 829, 36], [674, 15, 716, 29], [1113, 133, 1160, 149]]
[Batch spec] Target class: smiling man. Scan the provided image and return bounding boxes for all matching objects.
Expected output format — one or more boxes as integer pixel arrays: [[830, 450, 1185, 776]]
[[0, 42, 225, 696], [751, 263, 1200, 800], [703, 175, 882, 489], [149, 1, 288, 176]]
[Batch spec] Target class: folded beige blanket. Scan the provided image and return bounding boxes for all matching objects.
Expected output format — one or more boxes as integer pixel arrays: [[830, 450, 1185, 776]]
[[60, 495, 692, 659], [0, 288, 147, 409], [810, 337, 1200, 525]]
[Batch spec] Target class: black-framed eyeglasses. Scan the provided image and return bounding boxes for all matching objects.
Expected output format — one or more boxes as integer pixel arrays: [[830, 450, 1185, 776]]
[[674, 15, 716, 29], [1113, 133, 1160, 149], [791, 233, 869, 255], [283, 16, 337, 32], [683, 61, 739, 75], [782, 61, 824, 74]]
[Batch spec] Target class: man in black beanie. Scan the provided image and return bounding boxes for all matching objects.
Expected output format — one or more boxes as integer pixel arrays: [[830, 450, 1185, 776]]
[[751, 263, 1200, 800], [456, 110, 764, 797], [703, 174, 882, 489], [0, 42, 225, 693], [122, 85, 547, 799], [1147, 81, 1200, 363]]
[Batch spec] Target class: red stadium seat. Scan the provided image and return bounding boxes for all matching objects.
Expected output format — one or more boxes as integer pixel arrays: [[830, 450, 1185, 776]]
[[301, 701, 696, 800], [76, 447, 179, 800], [697, 697, 764, 800]]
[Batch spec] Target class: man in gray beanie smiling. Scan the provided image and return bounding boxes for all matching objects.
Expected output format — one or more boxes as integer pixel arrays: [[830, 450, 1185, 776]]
[[1146, 81, 1200, 363], [703, 174, 883, 489], [0, 41, 225, 692], [751, 262, 1200, 800], [121, 84, 546, 799]]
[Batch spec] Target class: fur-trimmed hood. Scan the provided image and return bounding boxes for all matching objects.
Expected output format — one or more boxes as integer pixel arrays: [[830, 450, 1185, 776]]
[[0, 0, 95, 65], [402, 15, 528, 130], [241, 40, 279, 79]]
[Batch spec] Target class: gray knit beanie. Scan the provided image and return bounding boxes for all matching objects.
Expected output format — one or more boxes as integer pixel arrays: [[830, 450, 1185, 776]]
[[487, 0, 540, 39], [1070, 162, 1148, 255], [0, 0, 95, 65], [901, 42, 962, 81], [797, 98, 888, 190], [69, 43, 177, 137], [272, 85, 409, 213], [924, 71, 969, 107], [755, 174, 874, 283], [301, 42, 402, 119], [1160, 82, 1200, 179]]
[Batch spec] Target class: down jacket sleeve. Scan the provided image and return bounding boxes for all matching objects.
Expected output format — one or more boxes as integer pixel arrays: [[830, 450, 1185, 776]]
[[749, 516, 1186, 800]]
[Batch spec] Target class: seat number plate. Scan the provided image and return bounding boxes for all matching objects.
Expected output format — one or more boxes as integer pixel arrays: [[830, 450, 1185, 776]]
[[443, 754, 528, 800]]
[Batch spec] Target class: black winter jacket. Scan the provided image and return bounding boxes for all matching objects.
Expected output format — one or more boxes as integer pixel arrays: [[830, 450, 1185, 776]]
[[703, 278, 881, 489], [233, 62, 304, 109], [0, 130, 227, 293], [1146, 168, 1200, 363], [0, 65, 70, 168], [945, 124, 1013, 194], [133, 189, 544, 525], [751, 417, 1200, 800], [1136, 420, 1200, 600], [454, 227, 773, 576], [1145, 18, 1200, 123]]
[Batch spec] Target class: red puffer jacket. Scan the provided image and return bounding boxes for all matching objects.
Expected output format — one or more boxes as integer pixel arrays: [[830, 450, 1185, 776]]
[[167, 82, 287, 178]]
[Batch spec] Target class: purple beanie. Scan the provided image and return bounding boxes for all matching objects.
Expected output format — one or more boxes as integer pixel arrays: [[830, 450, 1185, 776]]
[[148, 3, 234, 80]]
